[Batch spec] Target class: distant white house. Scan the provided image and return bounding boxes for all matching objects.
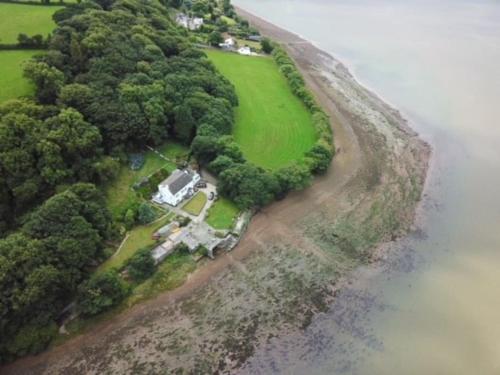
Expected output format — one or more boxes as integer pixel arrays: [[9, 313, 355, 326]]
[[219, 37, 235, 49], [237, 46, 252, 56], [176, 13, 204, 30], [154, 169, 200, 206]]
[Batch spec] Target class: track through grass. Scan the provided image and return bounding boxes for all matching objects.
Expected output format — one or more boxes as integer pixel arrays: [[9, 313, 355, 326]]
[[206, 50, 316, 170]]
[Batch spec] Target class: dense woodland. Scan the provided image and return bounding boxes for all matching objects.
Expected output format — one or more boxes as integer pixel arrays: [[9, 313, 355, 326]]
[[0, 0, 332, 362]]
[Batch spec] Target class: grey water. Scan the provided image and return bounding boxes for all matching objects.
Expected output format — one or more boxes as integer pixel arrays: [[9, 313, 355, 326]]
[[233, 0, 500, 373]]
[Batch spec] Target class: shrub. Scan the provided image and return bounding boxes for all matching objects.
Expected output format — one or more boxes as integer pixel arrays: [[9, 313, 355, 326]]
[[260, 38, 274, 54], [137, 203, 156, 225], [127, 248, 156, 281], [77, 271, 129, 317]]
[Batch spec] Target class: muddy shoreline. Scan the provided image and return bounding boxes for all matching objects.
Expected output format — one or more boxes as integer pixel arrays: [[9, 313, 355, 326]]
[[2, 8, 430, 375]]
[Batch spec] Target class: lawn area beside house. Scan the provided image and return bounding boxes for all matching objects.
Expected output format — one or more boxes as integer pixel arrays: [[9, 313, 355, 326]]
[[182, 192, 207, 216], [0, 3, 63, 44], [205, 197, 239, 230], [206, 50, 317, 170], [105, 142, 188, 219], [97, 213, 175, 274], [0, 50, 42, 102]]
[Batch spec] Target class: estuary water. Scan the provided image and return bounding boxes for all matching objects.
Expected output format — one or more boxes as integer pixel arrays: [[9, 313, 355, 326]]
[[233, 0, 500, 373]]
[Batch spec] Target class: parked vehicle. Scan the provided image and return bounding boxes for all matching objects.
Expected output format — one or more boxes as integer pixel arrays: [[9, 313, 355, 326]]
[[208, 192, 215, 200], [196, 182, 207, 188]]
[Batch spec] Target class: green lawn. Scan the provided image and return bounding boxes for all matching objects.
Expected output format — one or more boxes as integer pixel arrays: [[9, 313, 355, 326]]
[[0, 3, 63, 44], [97, 213, 174, 273], [182, 192, 207, 216], [205, 197, 239, 230], [0, 50, 42, 102], [221, 15, 236, 25], [206, 50, 316, 170]]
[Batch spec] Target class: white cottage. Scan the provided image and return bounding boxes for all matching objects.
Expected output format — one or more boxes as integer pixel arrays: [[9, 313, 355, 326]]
[[237, 46, 252, 56], [156, 169, 200, 206]]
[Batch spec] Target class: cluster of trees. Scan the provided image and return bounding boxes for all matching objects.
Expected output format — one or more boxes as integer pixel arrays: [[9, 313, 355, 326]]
[[16, 33, 49, 48], [0, 184, 112, 361], [0, 0, 237, 362], [0, 99, 116, 232]]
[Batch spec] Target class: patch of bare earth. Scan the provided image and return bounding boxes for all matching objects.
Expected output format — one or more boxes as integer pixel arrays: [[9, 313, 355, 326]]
[[2, 8, 430, 375]]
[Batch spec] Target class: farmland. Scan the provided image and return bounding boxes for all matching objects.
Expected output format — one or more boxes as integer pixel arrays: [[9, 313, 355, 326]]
[[0, 2, 62, 102], [206, 50, 316, 170], [0, 50, 41, 102], [0, 3, 62, 44]]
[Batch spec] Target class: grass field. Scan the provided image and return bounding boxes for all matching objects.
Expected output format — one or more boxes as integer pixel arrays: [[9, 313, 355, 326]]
[[206, 50, 316, 170], [0, 50, 42, 102], [182, 192, 207, 216], [0, 3, 63, 44], [205, 197, 239, 230]]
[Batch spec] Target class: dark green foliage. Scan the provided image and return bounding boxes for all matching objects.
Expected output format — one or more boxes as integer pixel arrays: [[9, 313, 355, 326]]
[[0, 184, 112, 361], [137, 203, 156, 225], [0, 101, 104, 231], [218, 163, 279, 209], [260, 37, 273, 54], [77, 270, 128, 316], [275, 164, 312, 197], [127, 247, 155, 281], [208, 30, 223, 46], [17, 33, 47, 49]]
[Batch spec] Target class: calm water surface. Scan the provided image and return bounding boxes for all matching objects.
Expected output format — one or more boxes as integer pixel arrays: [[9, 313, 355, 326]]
[[233, 0, 500, 373]]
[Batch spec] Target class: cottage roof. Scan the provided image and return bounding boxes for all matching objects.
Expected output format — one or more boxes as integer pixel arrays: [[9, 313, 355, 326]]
[[160, 169, 193, 195]]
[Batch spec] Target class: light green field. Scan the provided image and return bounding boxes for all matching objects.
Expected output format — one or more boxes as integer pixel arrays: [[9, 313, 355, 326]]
[[0, 50, 42, 102], [206, 50, 316, 170], [0, 3, 62, 44], [205, 197, 239, 230], [182, 192, 207, 216]]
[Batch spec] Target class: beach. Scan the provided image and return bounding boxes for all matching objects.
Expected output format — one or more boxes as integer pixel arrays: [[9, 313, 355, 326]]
[[1, 7, 430, 375]]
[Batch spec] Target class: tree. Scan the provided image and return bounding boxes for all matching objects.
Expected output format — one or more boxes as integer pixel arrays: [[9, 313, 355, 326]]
[[306, 144, 333, 174], [127, 248, 155, 281], [77, 271, 128, 316], [260, 38, 274, 54], [218, 163, 279, 209], [137, 203, 156, 225], [23, 61, 64, 104], [208, 30, 223, 47], [275, 164, 312, 196]]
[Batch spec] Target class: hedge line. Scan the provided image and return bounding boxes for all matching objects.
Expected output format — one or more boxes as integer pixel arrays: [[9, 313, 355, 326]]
[[0, 0, 70, 6], [272, 45, 334, 174]]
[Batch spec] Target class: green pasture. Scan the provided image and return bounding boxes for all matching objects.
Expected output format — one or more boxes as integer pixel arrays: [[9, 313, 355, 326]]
[[206, 50, 316, 170], [0, 50, 42, 102], [0, 3, 62, 44]]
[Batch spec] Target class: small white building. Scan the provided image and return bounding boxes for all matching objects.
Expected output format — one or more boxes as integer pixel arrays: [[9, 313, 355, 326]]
[[219, 37, 235, 49], [155, 169, 200, 206], [238, 46, 252, 56]]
